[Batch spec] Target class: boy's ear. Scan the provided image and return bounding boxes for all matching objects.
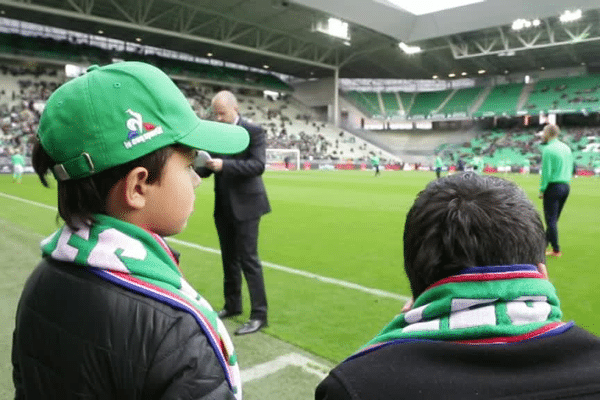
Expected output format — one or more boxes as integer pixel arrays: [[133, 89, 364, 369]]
[[123, 167, 151, 210], [537, 263, 549, 279]]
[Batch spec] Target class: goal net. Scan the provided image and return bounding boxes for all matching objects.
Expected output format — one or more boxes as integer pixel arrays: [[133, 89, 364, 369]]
[[266, 148, 300, 171]]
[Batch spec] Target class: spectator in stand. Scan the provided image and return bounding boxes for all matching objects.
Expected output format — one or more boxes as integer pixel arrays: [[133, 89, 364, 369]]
[[316, 173, 600, 400], [537, 124, 573, 258]]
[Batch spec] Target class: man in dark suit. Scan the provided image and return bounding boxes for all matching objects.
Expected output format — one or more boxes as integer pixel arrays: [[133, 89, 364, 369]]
[[198, 90, 271, 335]]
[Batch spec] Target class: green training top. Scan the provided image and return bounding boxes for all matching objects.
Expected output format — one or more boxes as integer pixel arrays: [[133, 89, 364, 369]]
[[12, 154, 25, 166], [371, 156, 380, 166], [434, 156, 443, 168], [540, 138, 573, 193]]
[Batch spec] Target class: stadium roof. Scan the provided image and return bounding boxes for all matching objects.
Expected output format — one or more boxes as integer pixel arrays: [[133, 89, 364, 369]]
[[1, 0, 600, 80]]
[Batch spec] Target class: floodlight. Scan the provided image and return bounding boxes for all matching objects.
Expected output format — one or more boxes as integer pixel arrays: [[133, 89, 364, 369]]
[[399, 42, 422, 54], [512, 19, 533, 31], [313, 17, 351, 41], [532, 19, 541, 27], [478, 69, 486, 74], [448, 73, 456, 78], [560, 9, 582, 23]]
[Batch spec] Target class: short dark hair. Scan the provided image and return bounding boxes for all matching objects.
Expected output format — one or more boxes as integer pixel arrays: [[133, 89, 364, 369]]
[[31, 136, 177, 230], [403, 172, 546, 298]]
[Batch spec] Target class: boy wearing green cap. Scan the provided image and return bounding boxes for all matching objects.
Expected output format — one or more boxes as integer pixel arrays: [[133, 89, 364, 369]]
[[12, 62, 249, 399]]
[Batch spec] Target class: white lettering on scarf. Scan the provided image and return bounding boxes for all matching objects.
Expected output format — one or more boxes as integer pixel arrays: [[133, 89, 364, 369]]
[[403, 297, 551, 333], [88, 228, 147, 272], [51, 226, 90, 261], [506, 296, 551, 326], [50, 227, 146, 272]]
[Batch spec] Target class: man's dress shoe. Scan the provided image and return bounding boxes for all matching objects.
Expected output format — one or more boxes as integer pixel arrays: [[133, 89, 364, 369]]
[[235, 319, 268, 335]]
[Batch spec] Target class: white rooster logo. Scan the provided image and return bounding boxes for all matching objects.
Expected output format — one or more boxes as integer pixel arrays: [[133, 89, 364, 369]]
[[126, 109, 143, 139]]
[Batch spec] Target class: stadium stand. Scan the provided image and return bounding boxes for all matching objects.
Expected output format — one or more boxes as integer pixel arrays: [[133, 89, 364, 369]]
[[397, 91, 414, 114], [522, 75, 600, 115], [346, 91, 382, 117], [232, 93, 395, 163], [436, 126, 600, 171], [439, 86, 484, 117], [472, 83, 524, 117], [408, 90, 452, 118], [0, 32, 292, 93], [381, 92, 401, 117]]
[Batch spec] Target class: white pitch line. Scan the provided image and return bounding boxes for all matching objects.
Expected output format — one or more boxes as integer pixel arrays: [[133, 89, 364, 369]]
[[240, 353, 329, 382], [0, 191, 410, 302], [0, 191, 57, 211]]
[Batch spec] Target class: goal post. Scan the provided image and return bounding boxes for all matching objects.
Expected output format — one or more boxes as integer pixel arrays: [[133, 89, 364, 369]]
[[266, 148, 300, 171]]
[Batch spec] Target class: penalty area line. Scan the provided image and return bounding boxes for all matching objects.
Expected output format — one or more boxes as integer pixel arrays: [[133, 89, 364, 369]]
[[0, 191, 410, 302]]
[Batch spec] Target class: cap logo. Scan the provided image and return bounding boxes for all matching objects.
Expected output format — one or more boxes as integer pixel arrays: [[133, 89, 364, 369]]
[[123, 109, 164, 149]]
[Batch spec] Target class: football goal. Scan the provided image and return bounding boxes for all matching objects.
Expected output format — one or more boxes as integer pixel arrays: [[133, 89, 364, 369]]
[[266, 148, 300, 171]]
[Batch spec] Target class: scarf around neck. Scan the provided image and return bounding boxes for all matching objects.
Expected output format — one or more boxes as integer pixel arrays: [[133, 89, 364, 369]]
[[352, 265, 571, 360], [41, 214, 241, 399]]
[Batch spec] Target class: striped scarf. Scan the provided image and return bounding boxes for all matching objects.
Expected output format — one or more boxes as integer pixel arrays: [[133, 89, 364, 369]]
[[41, 214, 241, 399], [354, 265, 570, 359]]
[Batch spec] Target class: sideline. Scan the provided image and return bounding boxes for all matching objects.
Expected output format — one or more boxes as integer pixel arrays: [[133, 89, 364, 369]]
[[0, 191, 410, 302]]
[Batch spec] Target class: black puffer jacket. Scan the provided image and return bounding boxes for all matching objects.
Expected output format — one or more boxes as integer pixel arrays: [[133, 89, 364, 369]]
[[12, 258, 236, 400]]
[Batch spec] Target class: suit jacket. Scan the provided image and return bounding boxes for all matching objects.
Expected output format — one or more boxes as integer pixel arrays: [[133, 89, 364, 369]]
[[197, 118, 271, 221]]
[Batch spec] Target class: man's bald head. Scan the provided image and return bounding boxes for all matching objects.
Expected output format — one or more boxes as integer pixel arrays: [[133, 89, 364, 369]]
[[211, 90, 239, 124]]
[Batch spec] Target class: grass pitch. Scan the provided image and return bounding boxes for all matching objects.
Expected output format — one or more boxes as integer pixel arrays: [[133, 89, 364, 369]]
[[1, 170, 599, 366]]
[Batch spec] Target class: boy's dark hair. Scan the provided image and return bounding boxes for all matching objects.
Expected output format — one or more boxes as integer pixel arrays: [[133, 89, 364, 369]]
[[32, 136, 177, 230], [403, 172, 546, 298]]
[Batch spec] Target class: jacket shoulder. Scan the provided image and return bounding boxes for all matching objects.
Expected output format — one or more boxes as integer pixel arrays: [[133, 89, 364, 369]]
[[318, 329, 600, 400], [14, 258, 234, 399], [239, 119, 264, 134]]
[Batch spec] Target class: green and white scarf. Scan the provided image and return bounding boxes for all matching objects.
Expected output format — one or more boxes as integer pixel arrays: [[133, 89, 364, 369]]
[[41, 214, 241, 399], [361, 265, 568, 353]]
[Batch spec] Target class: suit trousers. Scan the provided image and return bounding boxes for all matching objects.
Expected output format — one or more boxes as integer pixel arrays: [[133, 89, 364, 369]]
[[543, 182, 570, 252], [215, 214, 268, 320]]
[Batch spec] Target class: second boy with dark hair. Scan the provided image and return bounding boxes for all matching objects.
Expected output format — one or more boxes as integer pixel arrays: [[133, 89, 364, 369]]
[[317, 173, 600, 400]]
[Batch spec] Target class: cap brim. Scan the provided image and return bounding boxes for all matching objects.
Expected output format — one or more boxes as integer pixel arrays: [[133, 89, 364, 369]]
[[535, 131, 545, 138], [178, 119, 250, 154]]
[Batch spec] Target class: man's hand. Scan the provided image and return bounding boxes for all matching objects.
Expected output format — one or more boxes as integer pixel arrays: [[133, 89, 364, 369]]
[[206, 158, 223, 172]]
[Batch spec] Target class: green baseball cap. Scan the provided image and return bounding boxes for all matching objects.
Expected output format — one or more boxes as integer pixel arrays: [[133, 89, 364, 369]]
[[38, 61, 249, 181]]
